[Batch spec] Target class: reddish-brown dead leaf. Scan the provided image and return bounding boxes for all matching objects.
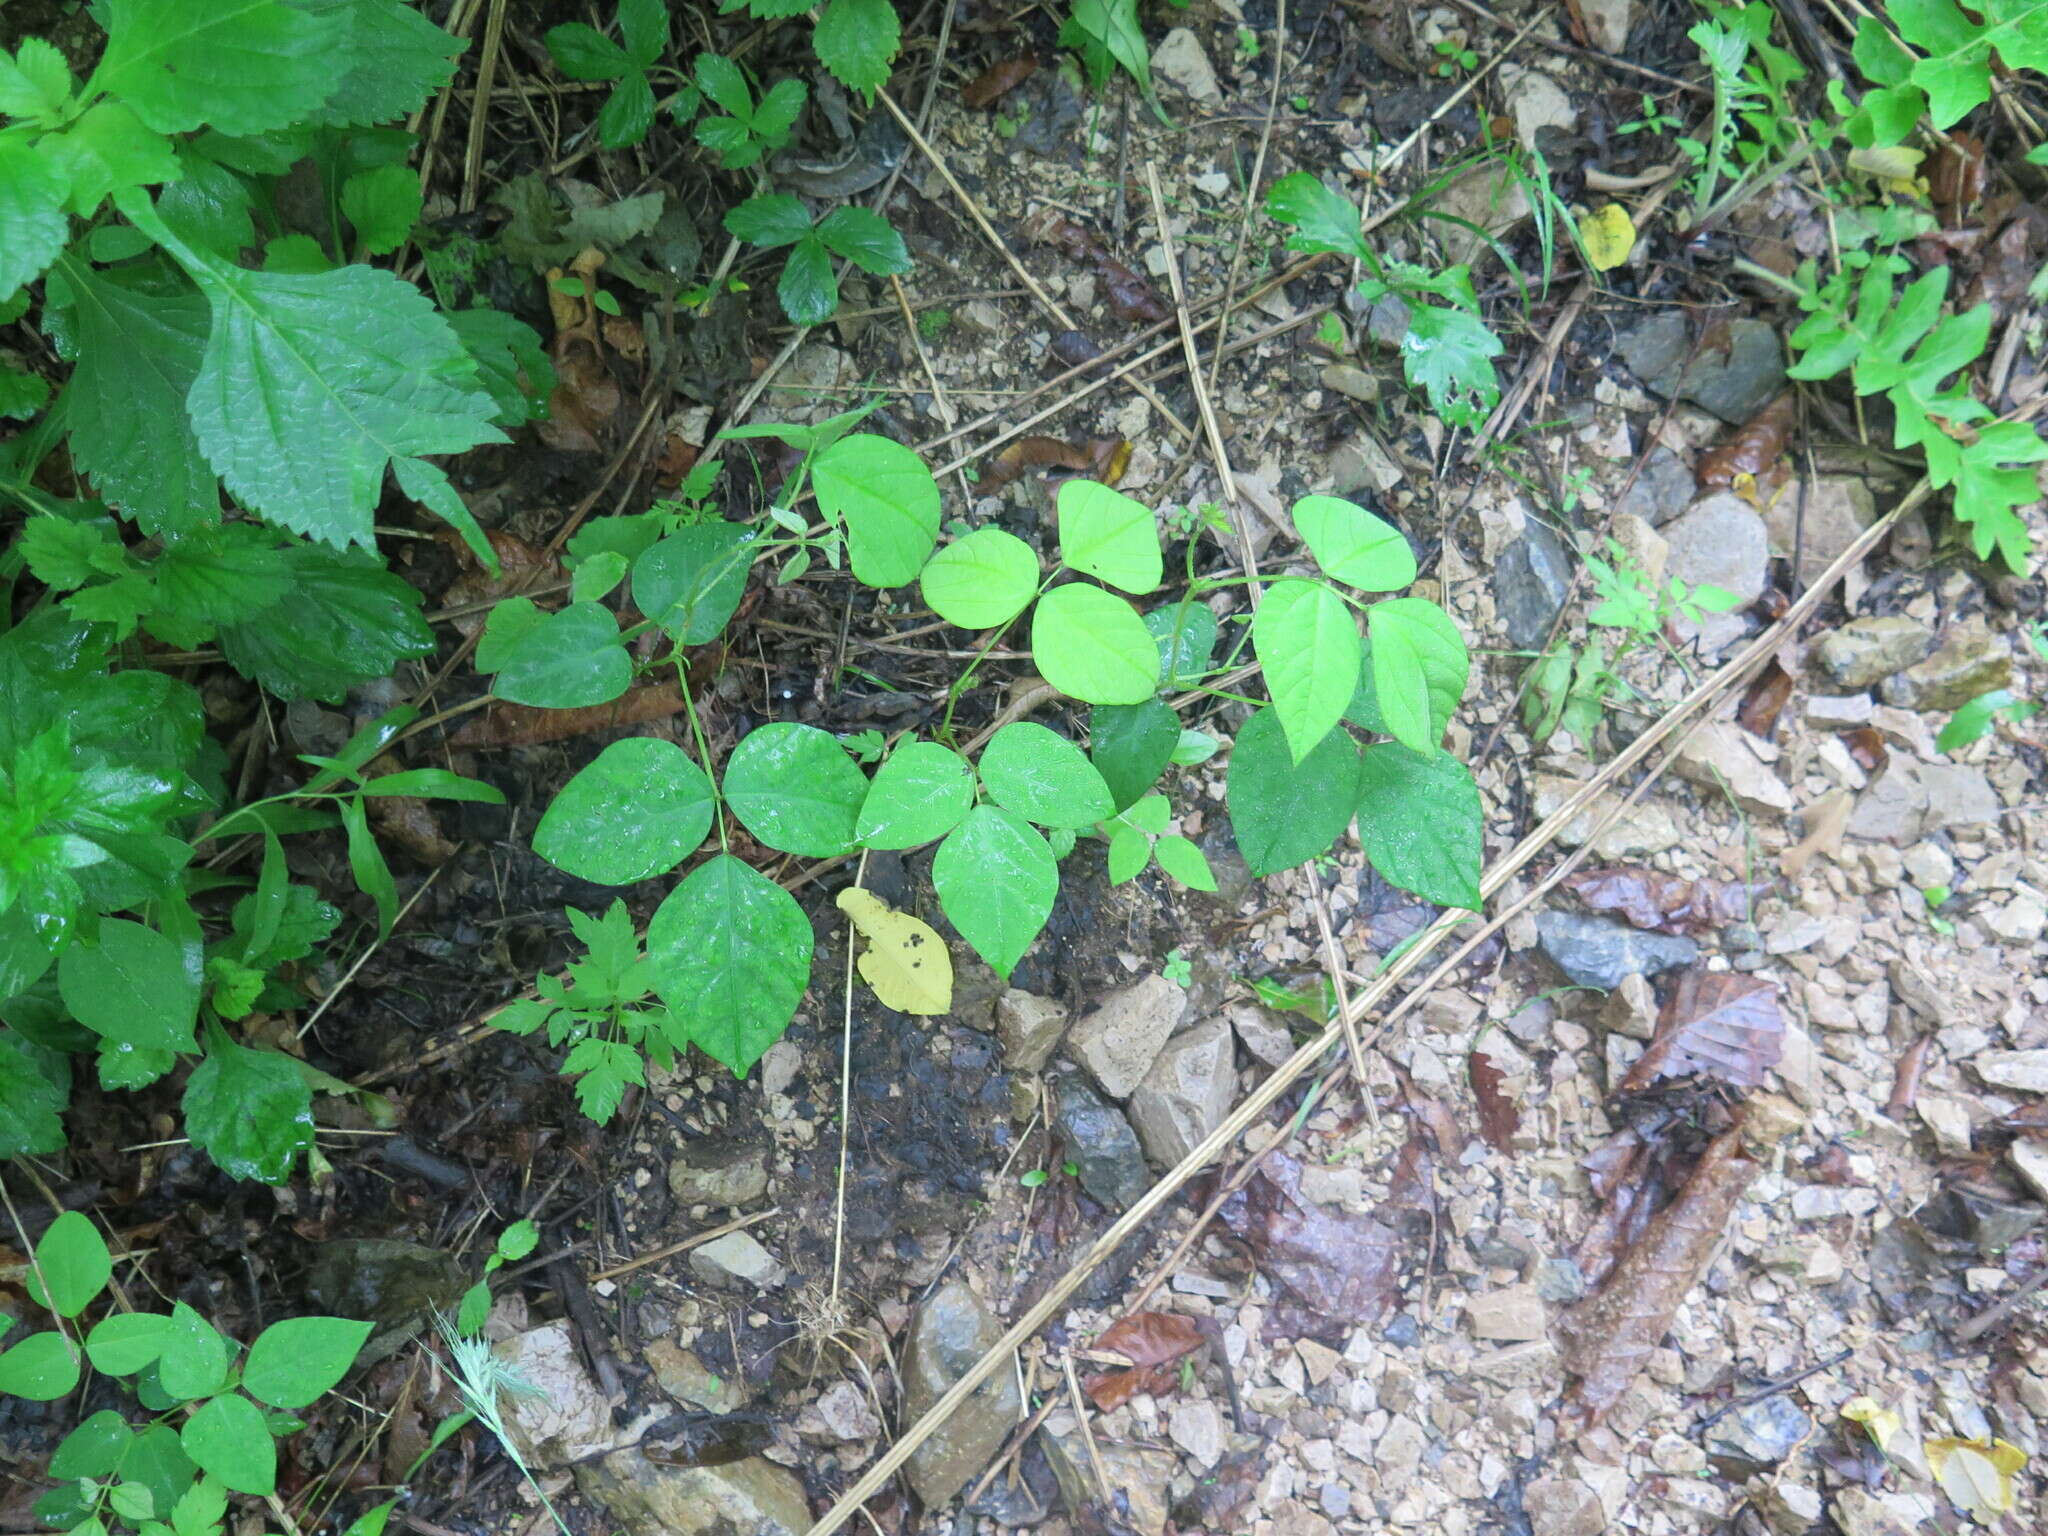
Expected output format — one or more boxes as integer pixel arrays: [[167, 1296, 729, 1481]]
[[1616, 969, 1785, 1093], [1928, 131, 1988, 226], [1082, 1310, 1203, 1409], [1559, 1117, 1763, 1424], [1885, 1034, 1932, 1122], [450, 684, 685, 749], [1843, 727, 1888, 774], [1219, 1152, 1401, 1336], [1017, 210, 1170, 325], [539, 339, 621, 454], [1736, 659, 1794, 739], [1047, 330, 1105, 375], [1696, 393, 1796, 490], [961, 54, 1037, 108], [1469, 1050, 1520, 1152], [1973, 205, 2048, 318], [980, 435, 1128, 491], [365, 794, 455, 865], [1563, 866, 1762, 935]]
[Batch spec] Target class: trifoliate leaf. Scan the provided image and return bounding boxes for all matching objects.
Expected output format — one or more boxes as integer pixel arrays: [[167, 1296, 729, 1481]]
[[836, 887, 952, 1014], [814, 0, 901, 99], [92, 0, 344, 136], [119, 190, 505, 550]]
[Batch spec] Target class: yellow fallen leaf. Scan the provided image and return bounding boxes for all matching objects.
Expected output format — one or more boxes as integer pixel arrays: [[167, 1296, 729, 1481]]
[[1925, 1435, 2025, 1520], [1841, 1396, 1902, 1452], [836, 887, 953, 1016], [1579, 204, 1636, 272], [1848, 145, 1925, 184]]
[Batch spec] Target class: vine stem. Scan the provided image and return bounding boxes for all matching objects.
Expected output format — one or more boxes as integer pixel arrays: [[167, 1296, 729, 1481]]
[[676, 664, 727, 853]]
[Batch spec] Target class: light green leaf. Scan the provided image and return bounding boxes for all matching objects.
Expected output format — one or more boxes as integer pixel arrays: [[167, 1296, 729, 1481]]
[[536, 739, 715, 883], [341, 165, 421, 256], [85, 1312, 171, 1376], [1401, 301, 1503, 430], [648, 855, 813, 1076], [484, 602, 633, 708], [0, 1331, 80, 1401], [978, 722, 1115, 829], [932, 806, 1056, 978], [1057, 480, 1162, 595], [722, 722, 869, 857], [1254, 578, 1359, 763], [1355, 743, 1482, 910], [920, 527, 1039, 628], [0, 141, 70, 296], [1265, 171, 1369, 262], [1106, 822, 1150, 883], [92, 0, 343, 135], [1152, 834, 1215, 891], [816, 206, 911, 274], [57, 918, 198, 1056], [182, 1026, 314, 1183], [41, 101, 180, 214], [856, 741, 974, 849], [813, 434, 940, 587], [181, 1393, 275, 1494], [814, 0, 901, 98], [157, 1302, 230, 1400], [632, 522, 758, 642], [0, 38, 74, 121], [1291, 494, 1416, 590], [242, 1316, 372, 1408], [1367, 597, 1467, 754], [29, 1211, 111, 1318], [118, 190, 505, 550], [1031, 582, 1160, 704], [1226, 705, 1360, 877], [1937, 687, 2035, 751], [302, 0, 467, 128]]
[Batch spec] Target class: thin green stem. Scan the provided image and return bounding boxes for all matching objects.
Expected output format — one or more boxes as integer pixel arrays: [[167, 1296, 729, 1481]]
[[676, 663, 727, 854]]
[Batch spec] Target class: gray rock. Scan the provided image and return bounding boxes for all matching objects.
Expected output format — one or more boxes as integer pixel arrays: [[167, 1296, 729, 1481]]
[[997, 989, 1069, 1072], [1535, 1257, 1588, 1302], [1615, 445, 1695, 527], [1617, 311, 1689, 385], [577, 1451, 811, 1536], [1763, 477, 1875, 587], [1805, 693, 1873, 729], [1126, 1018, 1236, 1168], [1229, 1001, 1297, 1066], [1494, 521, 1575, 649], [1536, 912, 1697, 990], [668, 1141, 769, 1209], [1053, 1073, 1149, 1210], [1978, 1050, 2048, 1093], [688, 1231, 786, 1290], [1814, 616, 1933, 689], [1920, 763, 2001, 832], [1325, 432, 1404, 498], [1679, 321, 1786, 423], [304, 1240, 467, 1363], [1150, 27, 1221, 105], [1065, 974, 1186, 1098], [1662, 493, 1767, 654], [1707, 1396, 1812, 1469], [1197, 824, 1255, 909], [950, 952, 1007, 1029], [901, 1280, 1022, 1508], [1878, 633, 2012, 712], [644, 1340, 741, 1413], [1321, 363, 1379, 402], [1846, 761, 1928, 845]]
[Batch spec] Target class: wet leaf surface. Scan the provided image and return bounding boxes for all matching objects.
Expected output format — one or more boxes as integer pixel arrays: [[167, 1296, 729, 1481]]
[[961, 54, 1037, 108], [1469, 1049, 1520, 1152], [1696, 393, 1795, 490], [1562, 867, 1762, 935], [1218, 1151, 1402, 1338], [1616, 970, 1784, 1093], [1082, 1309, 1203, 1409]]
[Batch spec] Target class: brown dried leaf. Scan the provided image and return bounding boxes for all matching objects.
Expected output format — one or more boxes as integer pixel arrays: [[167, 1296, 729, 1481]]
[[1470, 1051, 1520, 1152], [1017, 210, 1170, 325], [539, 339, 621, 454], [1843, 726, 1888, 774], [1219, 1152, 1401, 1334], [1562, 866, 1761, 935], [1780, 789, 1853, 879], [1047, 330, 1105, 374], [1736, 660, 1793, 740], [450, 684, 685, 749], [365, 794, 455, 865], [1082, 1310, 1203, 1410], [980, 435, 1129, 492], [1616, 969, 1784, 1093], [1973, 205, 2048, 317], [1928, 131, 1988, 226], [962, 54, 1037, 108], [1697, 393, 1796, 490], [1559, 1119, 1762, 1424]]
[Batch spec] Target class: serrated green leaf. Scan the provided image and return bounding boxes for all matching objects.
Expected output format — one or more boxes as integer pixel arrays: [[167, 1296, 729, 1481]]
[[159, 150, 258, 255], [724, 192, 813, 249], [181, 1393, 274, 1494], [218, 544, 434, 701], [723, 722, 869, 856], [618, 0, 670, 64], [813, 434, 940, 586], [778, 234, 838, 324], [0, 140, 73, 296], [42, 100, 181, 213], [1058, 480, 1162, 594], [1401, 302, 1503, 430], [0, 38, 73, 121], [815, 206, 912, 275], [545, 22, 630, 80], [648, 855, 811, 1076], [303, 0, 467, 128], [1032, 582, 1160, 704], [695, 52, 753, 116], [447, 306, 556, 427], [93, 0, 344, 135], [597, 70, 657, 147], [1265, 171, 1370, 263], [341, 164, 420, 256], [0, 365, 48, 421], [979, 722, 1115, 828], [1367, 597, 1467, 754], [535, 738, 715, 883], [1225, 706, 1359, 877], [933, 805, 1056, 978], [118, 191, 504, 548], [183, 1026, 313, 1183], [752, 77, 807, 143], [856, 740, 974, 849], [1355, 742, 1482, 909], [920, 527, 1039, 628], [814, 0, 901, 97], [0, 1030, 69, 1160]]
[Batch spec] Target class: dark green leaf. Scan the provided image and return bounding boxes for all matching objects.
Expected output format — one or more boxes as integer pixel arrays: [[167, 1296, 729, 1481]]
[[723, 193, 813, 249], [535, 738, 715, 883], [1265, 171, 1370, 262], [29, 1210, 111, 1318], [340, 797, 397, 938], [618, 0, 670, 65], [1225, 705, 1359, 877], [1090, 698, 1180, 811], [57, 918, 198, 1055], [544, 22, 630, 80], [815, 206, 911, 275], [243, 1316, 372, 1408], [183, 1027, 314, 1183], [597, 69, 657, 147], [722, 722, 869, 857], [92, 0, 343, 135], [814, 0, 901, 97], [1355, 743, 1482, 910], [340, 164, 420, 256], [51, 1411, 133, 1479], [1144, 602, 1217, 688], [777, 235, 838, 325], [0, 1029, 69, 1158]]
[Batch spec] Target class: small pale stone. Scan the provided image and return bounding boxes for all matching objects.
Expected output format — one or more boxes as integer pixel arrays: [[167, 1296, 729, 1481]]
[[1467, 1339, 1560, 1388], [1464, 1283, 1546, 1342], [1675, 720, 1795, 816], [1066, 975, 1187, 1098], [1978, 1050, 2048, 1093], [1987, 894, 2047, 945], [689, 1232, 787, 1290], [1915, 1095, 1973, 1156], [1806, 693, 1874, 729], [1169, 1399, 1226, 1469], [1298, 1339, 1343, 1385], [2009, 1137, 2048, 1206], [1598, 974, 1657, 1040]]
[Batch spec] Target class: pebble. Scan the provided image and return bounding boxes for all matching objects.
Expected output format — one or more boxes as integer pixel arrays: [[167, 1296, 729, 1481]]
[[1879, 633, 2012, 712], [1986, 893, 2047, 944], [1805, 693, 1874, 729], [1915, 1095, 1974, 1156], [1493, 521, 1576, 650], [1845, 761, 1928, 846], [1977, 1049, 2048, 1094], [1662, 492, 1768, 653], [997, 989, 1069, 1072], [668, 1142, 770, 1209], [1464, 1283, 1547, 1342], [576, 1452, 811, 1536], [900, 1280, 1022, 1507], [1814, 616, 1934, 689], [688, 1231, 786, 1290], [1320, 363, 1380, 403], [1674, 719, 1794, 816], [1066, 974, 1186, 1098], [1169, 1400, 1226, 1468], [1127, 1018, 1237, 1167], [1706, 1395, 1813, 1468], [1536, 911, 1698, 989], [1151, 27, 1222, 105], [1052, 1072, 1150, 1209], [1618, 314, 1786, 423], [1919, 763, 2001, 833]]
